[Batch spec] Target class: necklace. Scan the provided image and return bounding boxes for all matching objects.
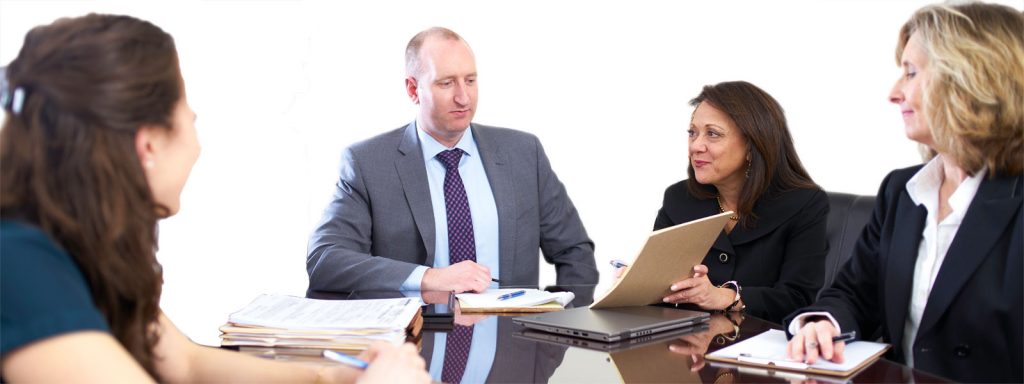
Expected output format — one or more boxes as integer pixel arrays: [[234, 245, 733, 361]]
[[717, 196, 739, 221]]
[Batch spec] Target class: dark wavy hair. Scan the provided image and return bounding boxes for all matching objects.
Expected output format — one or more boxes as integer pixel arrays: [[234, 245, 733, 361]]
[[1, 14, 181, 378], [686, 81, 818, 227]]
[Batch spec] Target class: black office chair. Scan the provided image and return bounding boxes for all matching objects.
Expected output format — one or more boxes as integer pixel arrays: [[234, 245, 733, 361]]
[[821, 192, 876, 300]]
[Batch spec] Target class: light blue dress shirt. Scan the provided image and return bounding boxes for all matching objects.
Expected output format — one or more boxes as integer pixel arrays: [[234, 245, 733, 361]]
[[400, 123, 501, 290], [427, 316, 498, 383]]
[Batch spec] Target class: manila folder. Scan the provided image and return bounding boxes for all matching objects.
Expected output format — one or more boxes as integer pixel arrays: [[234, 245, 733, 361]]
[[591, 211, 731, 309]]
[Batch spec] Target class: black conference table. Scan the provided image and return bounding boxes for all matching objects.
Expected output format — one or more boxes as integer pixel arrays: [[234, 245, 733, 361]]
[[283, 287, 950, 383]]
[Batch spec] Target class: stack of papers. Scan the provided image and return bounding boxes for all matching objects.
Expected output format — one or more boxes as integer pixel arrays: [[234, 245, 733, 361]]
[[456, 288, 574, 313], [220, 294, 422, 353]]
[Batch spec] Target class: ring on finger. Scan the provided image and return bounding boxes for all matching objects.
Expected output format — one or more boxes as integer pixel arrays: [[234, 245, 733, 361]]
[[806, 341, 819, 349]]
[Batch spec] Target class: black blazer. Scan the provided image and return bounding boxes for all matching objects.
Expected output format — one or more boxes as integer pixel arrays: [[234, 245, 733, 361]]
[[655, 181, 829, 323], [785, 165, 1023, 383]]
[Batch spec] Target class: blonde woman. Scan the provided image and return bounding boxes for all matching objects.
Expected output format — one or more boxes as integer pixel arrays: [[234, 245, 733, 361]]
[[785, 2, 1023, 382]]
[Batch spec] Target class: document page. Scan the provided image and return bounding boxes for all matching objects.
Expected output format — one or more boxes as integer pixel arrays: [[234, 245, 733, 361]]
[[456, 288, 574, 309], [707, 329, 889, 374], [228, 294, 422, 331]]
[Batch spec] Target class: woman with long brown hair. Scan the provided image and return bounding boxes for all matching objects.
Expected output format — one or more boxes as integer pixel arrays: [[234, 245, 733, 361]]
[[0, 14, 428, 383], [653, 81, 828, 324]]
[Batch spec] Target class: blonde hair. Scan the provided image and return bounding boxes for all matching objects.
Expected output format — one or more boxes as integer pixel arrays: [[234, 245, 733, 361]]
[[897, 2, 1024, 177]]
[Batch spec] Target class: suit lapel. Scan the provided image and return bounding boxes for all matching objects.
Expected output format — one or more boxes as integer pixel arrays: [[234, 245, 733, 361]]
[[917, 175, 1022, 336], [472, 125, 517, 284], [395, 123, 437, 265], [883, 192, 927, 350]]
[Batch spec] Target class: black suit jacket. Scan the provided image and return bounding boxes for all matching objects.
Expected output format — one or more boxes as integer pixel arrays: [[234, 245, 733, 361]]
[[655, 181, 829, 323], [785, 165, 1023, 383]]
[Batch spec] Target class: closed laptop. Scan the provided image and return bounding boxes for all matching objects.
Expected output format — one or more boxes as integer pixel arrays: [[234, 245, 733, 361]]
[[512, 305, 709, 342]]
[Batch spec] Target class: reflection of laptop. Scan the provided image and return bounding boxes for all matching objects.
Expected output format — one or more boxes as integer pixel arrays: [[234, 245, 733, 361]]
[[514, 322, 709, 352], [512, 306, 709, 342]]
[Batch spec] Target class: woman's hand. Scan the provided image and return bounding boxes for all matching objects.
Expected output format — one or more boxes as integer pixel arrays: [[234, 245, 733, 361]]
[[666, 314, 742, 371], [786, 320, 845, 365], [352, 342, 429, 384], [662, 265, 735, 310]]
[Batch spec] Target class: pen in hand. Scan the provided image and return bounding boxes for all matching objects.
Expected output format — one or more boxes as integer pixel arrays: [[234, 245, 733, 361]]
[[323, 350, 369, 369], [496, 289, 526, 301], [609, 259, 629, 269], [832, 330, 856, 343]]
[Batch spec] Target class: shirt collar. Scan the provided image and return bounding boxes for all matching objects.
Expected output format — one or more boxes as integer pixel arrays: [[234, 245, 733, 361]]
[[906, 156, 987, 221], [415, 121, 479, 162]]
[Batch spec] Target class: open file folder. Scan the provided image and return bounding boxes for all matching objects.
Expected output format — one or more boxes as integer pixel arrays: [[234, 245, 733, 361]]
[[591, 211, 733, 308], [705, 329, 890, 377]]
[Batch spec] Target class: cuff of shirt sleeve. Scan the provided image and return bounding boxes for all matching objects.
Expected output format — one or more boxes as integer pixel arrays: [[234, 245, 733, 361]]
[[787, 311, 841, 336], [401, 266, 429, 291]]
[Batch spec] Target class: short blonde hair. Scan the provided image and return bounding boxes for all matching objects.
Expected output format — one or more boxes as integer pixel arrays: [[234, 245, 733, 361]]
[[897, 2, 1024, 177]]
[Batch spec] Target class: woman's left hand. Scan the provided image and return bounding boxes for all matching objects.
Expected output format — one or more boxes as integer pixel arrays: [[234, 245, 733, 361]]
[[662, 265, 735, 310]]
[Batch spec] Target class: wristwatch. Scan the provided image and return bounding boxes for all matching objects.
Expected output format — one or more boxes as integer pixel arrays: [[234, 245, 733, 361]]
[[719, 280, 744, 311]]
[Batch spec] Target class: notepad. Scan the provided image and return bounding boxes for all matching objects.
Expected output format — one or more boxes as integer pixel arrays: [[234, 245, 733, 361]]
[[705, 329, 890, 377], [456, 288, 574, 313]]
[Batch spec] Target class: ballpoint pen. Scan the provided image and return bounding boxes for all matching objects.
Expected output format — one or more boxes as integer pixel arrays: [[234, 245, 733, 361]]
[[609, 259, 629, 268], [832, 330, 856, 343], [496, 289, 526, 301], [323, 350, 369, 369]]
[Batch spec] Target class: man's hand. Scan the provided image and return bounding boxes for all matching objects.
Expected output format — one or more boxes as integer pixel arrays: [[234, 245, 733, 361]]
[[421, 260, 491, 293]]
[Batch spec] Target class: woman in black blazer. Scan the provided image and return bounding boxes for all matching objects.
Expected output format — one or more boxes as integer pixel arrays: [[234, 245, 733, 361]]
[[655, 81, 828, 324], [786, 3, 1023, 382]]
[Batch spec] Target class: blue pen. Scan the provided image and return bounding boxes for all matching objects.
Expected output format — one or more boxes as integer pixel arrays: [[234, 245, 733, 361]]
[[609, 259, 629, 268], [497, 289, 526, 301], [323, 350, 369, 369]]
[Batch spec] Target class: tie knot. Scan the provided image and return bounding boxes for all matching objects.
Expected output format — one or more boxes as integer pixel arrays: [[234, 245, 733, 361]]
[[436, 149, 465, 171]]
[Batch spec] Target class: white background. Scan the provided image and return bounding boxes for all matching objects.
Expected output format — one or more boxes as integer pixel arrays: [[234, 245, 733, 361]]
[[3, 0, 1016, 349]]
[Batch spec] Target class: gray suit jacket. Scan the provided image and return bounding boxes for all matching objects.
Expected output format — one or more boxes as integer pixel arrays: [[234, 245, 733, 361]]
[[307, 123, 598, 291]]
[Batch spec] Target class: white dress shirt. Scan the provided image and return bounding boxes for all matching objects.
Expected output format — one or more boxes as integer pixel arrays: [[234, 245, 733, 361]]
[[789, 157, 984, 367], [901, 157, 983, 366]]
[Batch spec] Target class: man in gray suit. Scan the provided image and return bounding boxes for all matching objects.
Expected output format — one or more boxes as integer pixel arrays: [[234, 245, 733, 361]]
[[307, 27, 597, 293]]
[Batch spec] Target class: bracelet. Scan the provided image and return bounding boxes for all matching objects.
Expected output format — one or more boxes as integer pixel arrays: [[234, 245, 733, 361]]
[[718, 281, 743, 311], [715, 323, 741, 344]]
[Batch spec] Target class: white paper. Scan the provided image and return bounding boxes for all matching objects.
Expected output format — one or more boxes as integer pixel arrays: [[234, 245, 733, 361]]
[[227, 294, 422, 331], [707, 329, 888, 373], [456, 288, 574, 308]]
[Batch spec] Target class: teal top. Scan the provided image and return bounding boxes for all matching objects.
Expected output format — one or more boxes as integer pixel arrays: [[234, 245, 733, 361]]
[[1, 220, 109, 357]]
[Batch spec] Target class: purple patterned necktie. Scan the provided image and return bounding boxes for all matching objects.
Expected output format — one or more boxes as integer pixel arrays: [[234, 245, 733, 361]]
[[436, 149, 477, 264], [436, 148, 475, 384]]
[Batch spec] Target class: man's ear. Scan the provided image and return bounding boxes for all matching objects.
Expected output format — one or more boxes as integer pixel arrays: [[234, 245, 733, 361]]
[[135, 125, 160, 170], [405, 76, 420, 104]]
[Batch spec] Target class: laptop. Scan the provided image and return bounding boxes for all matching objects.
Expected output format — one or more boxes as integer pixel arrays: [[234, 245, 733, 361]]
[[512, 305, 709, 342], [514, 321, 709, 352]]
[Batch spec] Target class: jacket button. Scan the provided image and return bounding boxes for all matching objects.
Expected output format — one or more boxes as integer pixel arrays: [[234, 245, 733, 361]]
[[954, 344, 970, 357], [919, 347, 931, 353], [718, 253, 729, 263]]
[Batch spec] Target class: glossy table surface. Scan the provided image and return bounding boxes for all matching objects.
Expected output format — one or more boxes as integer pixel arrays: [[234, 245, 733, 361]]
[[236, 288, 950, 383]]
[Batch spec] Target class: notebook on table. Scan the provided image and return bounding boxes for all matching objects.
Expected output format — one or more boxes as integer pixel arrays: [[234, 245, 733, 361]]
[[512, 305, 709, 343]]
